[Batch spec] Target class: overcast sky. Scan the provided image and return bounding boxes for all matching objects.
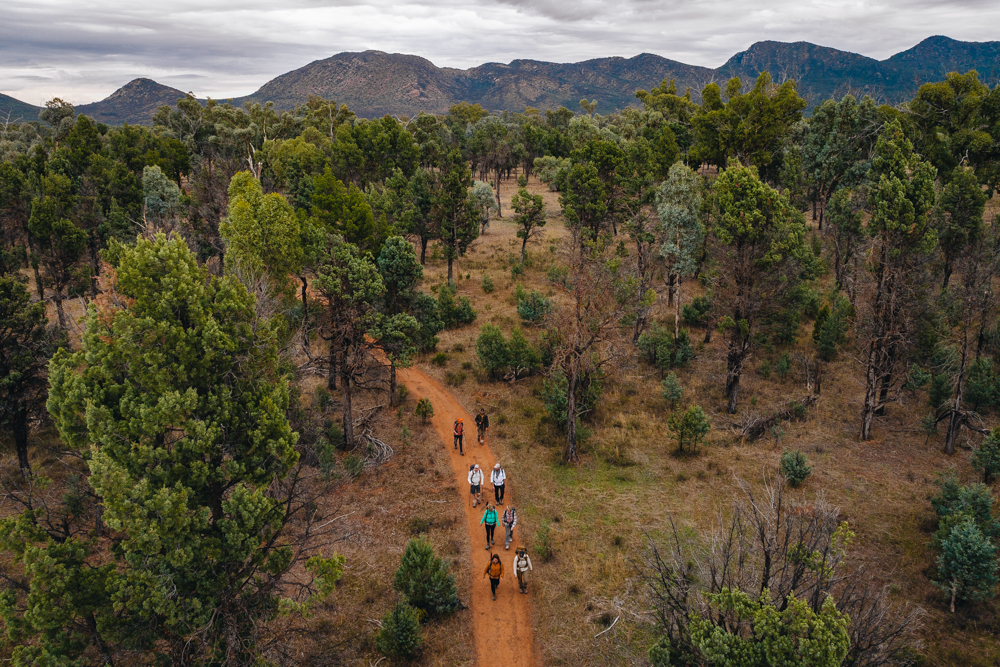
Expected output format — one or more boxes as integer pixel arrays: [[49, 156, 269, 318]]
[[2, 0, 998, 105]]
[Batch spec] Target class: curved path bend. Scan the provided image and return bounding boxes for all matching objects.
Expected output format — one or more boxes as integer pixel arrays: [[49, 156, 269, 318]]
[[397, 367, 537, 667]]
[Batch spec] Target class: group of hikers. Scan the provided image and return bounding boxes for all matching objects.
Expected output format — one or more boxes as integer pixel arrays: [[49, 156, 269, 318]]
[[455, 410, 534, 601]]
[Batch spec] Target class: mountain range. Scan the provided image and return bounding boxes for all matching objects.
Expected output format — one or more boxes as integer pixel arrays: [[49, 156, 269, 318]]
[[2, 35, 999, 125]]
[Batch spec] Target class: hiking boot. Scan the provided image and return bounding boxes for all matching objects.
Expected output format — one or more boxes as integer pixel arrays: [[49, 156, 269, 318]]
[[492, 593, 496, 601], [505, 544, 509, 550], [485, 545, 491, 550]]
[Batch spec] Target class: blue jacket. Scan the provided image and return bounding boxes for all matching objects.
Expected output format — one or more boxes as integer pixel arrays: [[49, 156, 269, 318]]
[[480, 508, 498, 525]]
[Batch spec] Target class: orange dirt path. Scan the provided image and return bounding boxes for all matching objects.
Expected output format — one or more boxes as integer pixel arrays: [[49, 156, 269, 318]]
[[397, 367, 537, 667]]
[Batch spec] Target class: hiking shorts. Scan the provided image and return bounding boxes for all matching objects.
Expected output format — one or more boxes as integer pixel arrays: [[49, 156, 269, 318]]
[[470, 484, 481, 494]]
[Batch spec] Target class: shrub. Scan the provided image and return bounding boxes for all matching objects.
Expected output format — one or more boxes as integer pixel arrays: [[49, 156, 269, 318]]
[[972, 428, 1000, 484], [445, 371, 466, 386], [517, 173, 528, 187], [517, 290, 551, 323], [547, 264, 568, 287], [476, 324, 510, 379], [376, 602, 423, 659], [397, 384, 409, 402], [638, 324, 692, 371], [315, 385, 332, 410], [431, 352, 448, 366], [437, 284, 476, 328], [343, 453, 364, 479], [934, 517, 999, 610], [414, 398, 434, 424], [534, 521, 554, 562], [929, 373, 952, 413], [534, 155, 571, 191], [393, 538, 459, 617], [775, 352, 791, 380], [780, 450, 812, 487], [930, 478, 1000, 541], [326, 421, 344, 449], [476, 324, 538, 380], [481, 274, 495, 294], [681, 295, 711, 327], [661, 373, 684, 410], [966, 357, 999, 411], [315, 437, 337, 479], [667, 405, 711, 454], [510, 263, 524, 279], [758, 360, 772, 379]]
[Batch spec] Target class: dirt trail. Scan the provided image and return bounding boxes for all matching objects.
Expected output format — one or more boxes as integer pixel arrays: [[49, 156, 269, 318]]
[[397, 367, 537, 667]]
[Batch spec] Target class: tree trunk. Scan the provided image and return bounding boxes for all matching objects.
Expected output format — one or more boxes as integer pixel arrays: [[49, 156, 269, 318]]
[[54, 291, 67, 330], [945, 326, 970, 455], [389, 362, 398, 407], [675, 276, 682, 340], [447, 256, 454, 286], [942, 261, 953, 290], [565, 359, 579, 463], [521, 236, 528, 265], [860, 344, 881, 440], [327, 339, 337, 390], [420, 236, 428, 265], [494, 172, 503, 218], [725, 341, 745, 414], [342, 364, 354, 449], [31, 263, 44, 301], [12, 406, 30, 477], [300, 275, 310, 352]]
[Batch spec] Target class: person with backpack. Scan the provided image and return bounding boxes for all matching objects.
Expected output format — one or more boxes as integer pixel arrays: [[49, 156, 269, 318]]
[[475, 408, 489, 445], [483, 553, 504, 601], [453, 418, 464, 455], [468, 463, 484, 508], [502, 505, 517, 550], [513, 547, 533, 594], [491, 463, 506, 505], [480, 502, 498, 549]]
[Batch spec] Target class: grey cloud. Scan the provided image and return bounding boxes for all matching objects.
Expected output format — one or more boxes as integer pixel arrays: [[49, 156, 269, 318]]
[[1, 0, 998, 105]]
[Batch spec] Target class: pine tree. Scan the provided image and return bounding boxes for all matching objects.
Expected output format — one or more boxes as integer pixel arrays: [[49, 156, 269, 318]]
[[27, 234, 343, 664]]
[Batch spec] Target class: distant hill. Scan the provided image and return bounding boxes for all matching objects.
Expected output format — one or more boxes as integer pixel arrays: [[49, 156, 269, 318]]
[[0, 93, 41, 123], [2, 36, 999, 124], [76, 78, 190, 125]]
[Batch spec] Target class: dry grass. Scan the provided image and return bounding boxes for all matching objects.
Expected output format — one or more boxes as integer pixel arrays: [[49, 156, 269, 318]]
[[417, 178, 1000, 666]]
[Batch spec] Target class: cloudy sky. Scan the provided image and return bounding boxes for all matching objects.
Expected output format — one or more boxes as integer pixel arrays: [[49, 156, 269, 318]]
[[2, 0, 998, 105]]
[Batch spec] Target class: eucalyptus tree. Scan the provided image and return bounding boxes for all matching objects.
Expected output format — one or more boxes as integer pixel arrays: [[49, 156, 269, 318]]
[[656, 162, 705, 339]]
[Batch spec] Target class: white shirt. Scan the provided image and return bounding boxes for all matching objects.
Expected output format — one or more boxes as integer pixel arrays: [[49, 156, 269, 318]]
[[513, 553, 532, 575], [491, 468, 506, 485], [468, 469, 484, 485]]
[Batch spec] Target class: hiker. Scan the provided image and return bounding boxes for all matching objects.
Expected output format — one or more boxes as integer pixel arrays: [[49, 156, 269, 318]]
[[502, 505, 517, 550], [468, 463, 484, 508], [491, 463, 506, 505], [453, 417, 464, 455], [475, 408, 489, 445], [483, 553, 504, 601], [513, 547, 533, 594], [480, 502, 498, 550]]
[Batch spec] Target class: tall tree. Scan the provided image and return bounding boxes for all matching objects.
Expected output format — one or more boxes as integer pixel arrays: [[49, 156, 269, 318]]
[[431, 149, 480, 285], [656, 163, 705, 339], [857, 120, 937, 440], [509, 187, 546, 264], [549, 234, 643, 462], [937, 165, 988, 289], [221, 171, 303, 289], [0, 276, 60, 475], [801, 94, 881, 228], [27, 176, 87, 329], [36, 234, 343, 665], [710, 164, 810, 413], [376, 236, 426, 406], [314, 237, 385, 447]]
